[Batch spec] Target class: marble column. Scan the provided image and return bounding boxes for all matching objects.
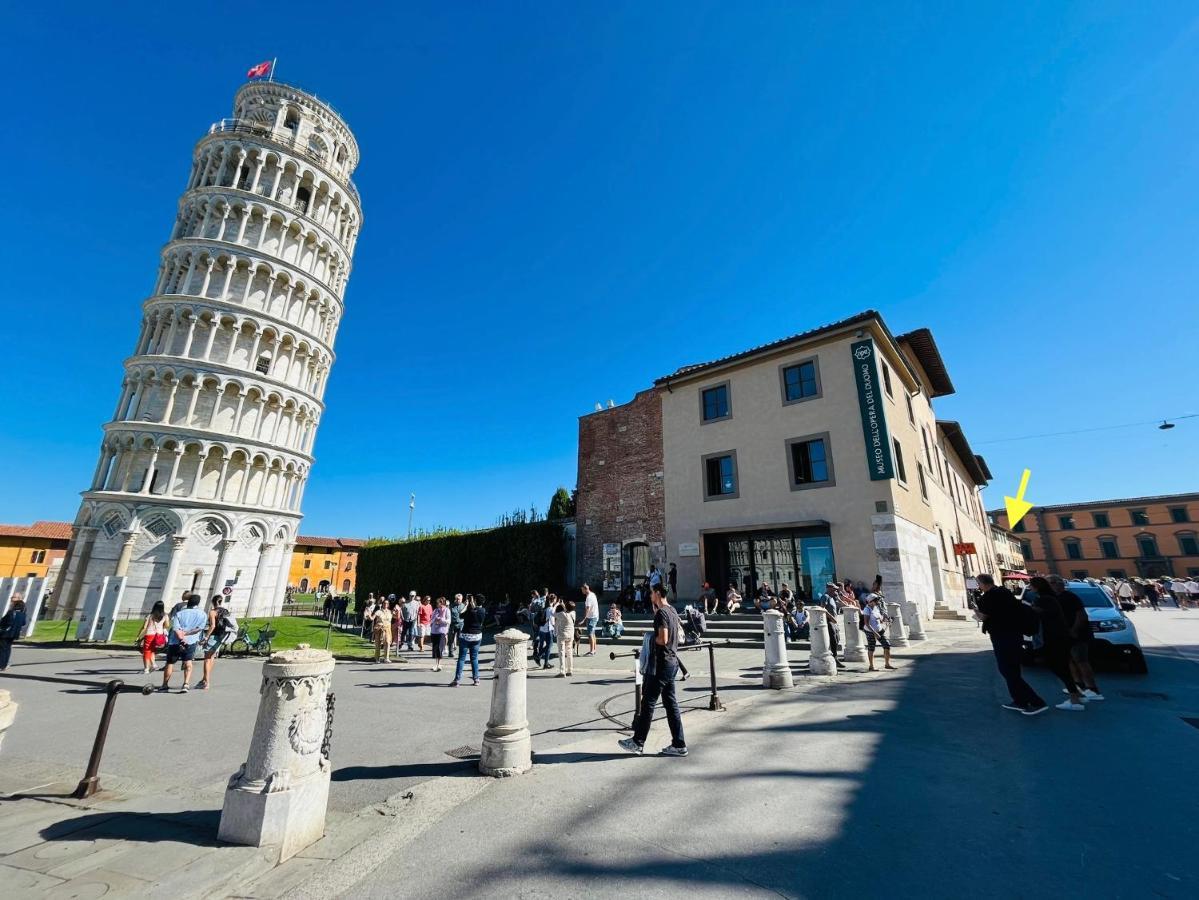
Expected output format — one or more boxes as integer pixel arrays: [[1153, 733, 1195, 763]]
[[806, 606, 838, 675], [114, 530, 139, 579], [886, 602, 910, 648], [761, 610, 793, 688], [245, 541, 275, 619], [841, 608, 867, 663], [479, 628, 532, 777], [902, 601, 927, 641], [219, 646, 334, 862], [159, 535, 188, 607]]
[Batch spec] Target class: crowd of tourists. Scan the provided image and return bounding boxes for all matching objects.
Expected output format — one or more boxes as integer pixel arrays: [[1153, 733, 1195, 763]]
[[359, 585, 606, 684], [1099, 576, 1199, 610]]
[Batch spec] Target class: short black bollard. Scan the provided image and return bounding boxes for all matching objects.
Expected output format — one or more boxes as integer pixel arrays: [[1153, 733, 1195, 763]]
[[61, 615, 74, 642], [74, 679, 123, 799], [706, 641, 725, 711]]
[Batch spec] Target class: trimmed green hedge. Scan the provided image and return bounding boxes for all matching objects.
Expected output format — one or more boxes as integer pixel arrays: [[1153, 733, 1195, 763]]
[[356, 520, 568, 602]]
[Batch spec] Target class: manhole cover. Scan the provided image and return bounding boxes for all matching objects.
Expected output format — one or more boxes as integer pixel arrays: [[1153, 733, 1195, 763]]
[[1120, 691, 1168, 700], [444, 745, 480, 760], [1182, 717, 1199, 732]]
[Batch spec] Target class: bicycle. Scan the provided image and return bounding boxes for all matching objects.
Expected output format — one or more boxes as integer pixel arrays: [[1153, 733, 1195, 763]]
[[229, 622, 276, 657]]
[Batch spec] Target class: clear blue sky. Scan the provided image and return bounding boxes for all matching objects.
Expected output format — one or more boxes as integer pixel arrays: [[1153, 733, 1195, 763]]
[[2, 2, 1196, 538]]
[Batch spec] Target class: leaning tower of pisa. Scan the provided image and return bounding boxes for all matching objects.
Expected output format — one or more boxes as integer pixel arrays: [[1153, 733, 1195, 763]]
[[55, 80, 362, 619]]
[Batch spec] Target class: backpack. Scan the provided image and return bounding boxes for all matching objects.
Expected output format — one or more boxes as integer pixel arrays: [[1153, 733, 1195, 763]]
[[213, 608, 236, 641], [535, 607, 548, 628]]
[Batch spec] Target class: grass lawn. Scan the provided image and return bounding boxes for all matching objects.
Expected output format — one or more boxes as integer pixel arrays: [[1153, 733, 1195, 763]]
[[23, 615, 377, 660]]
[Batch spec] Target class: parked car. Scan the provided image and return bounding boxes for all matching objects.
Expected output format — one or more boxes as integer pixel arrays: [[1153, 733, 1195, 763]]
[[1023, 580, 1147, 674]]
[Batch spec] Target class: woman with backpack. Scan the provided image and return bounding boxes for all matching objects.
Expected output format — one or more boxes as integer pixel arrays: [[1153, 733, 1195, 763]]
[[451, 595, 485, 686], [198, 596, 237, 690], [135, 600, 170, 674]]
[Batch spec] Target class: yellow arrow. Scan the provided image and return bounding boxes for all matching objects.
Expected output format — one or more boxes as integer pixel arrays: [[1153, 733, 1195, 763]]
[[1004, 468, 1034, 530]]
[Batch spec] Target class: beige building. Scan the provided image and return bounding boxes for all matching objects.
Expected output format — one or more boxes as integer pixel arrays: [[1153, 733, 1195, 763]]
[[657, 310, 993, 618], [990, 522, 1027, 577]]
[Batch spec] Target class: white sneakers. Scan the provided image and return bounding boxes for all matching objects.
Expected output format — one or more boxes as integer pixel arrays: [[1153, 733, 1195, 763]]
[[1083, 689, 1104, 700], [1056, 699, 1085, 711]]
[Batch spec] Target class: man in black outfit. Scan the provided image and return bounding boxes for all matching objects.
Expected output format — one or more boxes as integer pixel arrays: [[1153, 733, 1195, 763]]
[[619, 585, 688, 756], [976, 574, 1047, 716]]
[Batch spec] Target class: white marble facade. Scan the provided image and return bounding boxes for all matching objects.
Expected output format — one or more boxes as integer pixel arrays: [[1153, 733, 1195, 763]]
[[55, 81, 362, 619]]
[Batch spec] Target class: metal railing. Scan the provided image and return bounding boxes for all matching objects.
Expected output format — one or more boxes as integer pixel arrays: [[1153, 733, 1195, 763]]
[[207, 119, 360, 206], [611, 638, 729, 713]]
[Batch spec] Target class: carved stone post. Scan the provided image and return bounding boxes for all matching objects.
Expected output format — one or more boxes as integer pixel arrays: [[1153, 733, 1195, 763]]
[[479, 628, 532, 777], [886, 602, 910, 648], [219, 646, 334, 861], [0, 690, 17, 753], [761, 610, 793, 689], [841, 608, 866, 663], [806, 606, 838, 675], [902, 600, 927, 641]]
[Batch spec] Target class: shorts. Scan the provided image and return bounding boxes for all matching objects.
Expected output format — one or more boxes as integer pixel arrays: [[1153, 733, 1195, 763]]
[[165, 642, 196, 665], [1070, 641, 1091, 663], [204, 639, 224, 658], [865, 630, 890, 651], [584, 617, 599, 636], [415, 624, 430, 638]]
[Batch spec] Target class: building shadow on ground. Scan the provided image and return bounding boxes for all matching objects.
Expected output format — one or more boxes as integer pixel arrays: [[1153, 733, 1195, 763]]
[[39, 809, 224, 846]]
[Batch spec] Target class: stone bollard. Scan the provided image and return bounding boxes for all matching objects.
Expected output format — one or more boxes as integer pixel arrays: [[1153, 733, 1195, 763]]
[[761, 610, 793, 689], [806, 607, 838, 675], [219, 645, 335, 862], [841, 608, 866, 663], [902, 601, 927, 641], [480, 628, 532, 777], [886, 602, 910, 647], [0, 690, 17, 753]]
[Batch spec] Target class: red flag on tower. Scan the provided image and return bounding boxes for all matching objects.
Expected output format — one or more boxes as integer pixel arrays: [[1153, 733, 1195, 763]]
[[247, 60, 273, 79]]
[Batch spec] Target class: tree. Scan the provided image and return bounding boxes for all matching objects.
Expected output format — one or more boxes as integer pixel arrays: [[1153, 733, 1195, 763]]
[[548, 486, 575, 520]]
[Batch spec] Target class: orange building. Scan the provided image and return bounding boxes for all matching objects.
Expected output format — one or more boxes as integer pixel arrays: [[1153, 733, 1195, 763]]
[[287, 536, 364, 594], [990, 492, 1199, 580], [0, 521, 73, 579]]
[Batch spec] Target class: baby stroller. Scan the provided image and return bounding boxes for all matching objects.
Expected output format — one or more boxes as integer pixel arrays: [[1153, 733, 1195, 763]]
[[683, 605, 707, 645]]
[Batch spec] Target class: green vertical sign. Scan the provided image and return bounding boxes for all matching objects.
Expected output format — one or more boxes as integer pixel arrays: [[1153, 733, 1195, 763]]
[[851, 339, 895, 480]]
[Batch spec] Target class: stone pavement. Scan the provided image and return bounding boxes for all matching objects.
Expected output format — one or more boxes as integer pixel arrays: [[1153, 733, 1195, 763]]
[[4, 611, 1195, 898]]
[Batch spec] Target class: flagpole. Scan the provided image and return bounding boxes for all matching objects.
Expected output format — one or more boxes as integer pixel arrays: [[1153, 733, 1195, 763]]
[[269, 58, 277, 82]]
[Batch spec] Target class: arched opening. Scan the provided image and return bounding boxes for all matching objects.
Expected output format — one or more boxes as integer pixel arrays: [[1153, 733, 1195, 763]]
[[284, 109, 300, 133], [341, 578, 350, 592], [299, 577, 310, 592]]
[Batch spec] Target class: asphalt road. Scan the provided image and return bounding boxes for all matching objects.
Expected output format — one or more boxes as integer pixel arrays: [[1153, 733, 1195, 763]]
[[0, 638, 763, 814], [348, 609, 1199, 899]]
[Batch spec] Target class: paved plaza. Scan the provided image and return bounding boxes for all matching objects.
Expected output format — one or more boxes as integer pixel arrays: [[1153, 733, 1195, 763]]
[[1, 611, 1197, 898]]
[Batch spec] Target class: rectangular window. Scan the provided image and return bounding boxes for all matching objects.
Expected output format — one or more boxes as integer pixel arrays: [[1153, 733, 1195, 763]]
[[1065, 541, 1082, 560], [1071, 570, 1088, 580], [30, 549, 47, 564], [1100, 538, 1119, 559], [881, 362, 894, 397], [1138, 536, 1159, 558], [1058, 515, 1075, 530], [1092, 512, 1110, 528], [905, 392, 914, 423], [1013, 520, 1025, 533], [1131, 509, 1150, 526], [786, 434, 833, 490], [779, 359, 820, 404], [921, 427, 932, 465], [1180, 535, 1199, 556], [703, 451, 738, 500], [892, 438, 907, 484], [917, 463, 929, 500], [303, 559, 311, 569], [1108, 569, 1127, 579], [1170, 506, 1190, 524], [700, 383, 731, 423], [1020, 539, 1033, 560]]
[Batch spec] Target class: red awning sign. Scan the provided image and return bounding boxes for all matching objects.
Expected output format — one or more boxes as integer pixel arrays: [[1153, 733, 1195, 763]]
[[953, 542, 977, 556]]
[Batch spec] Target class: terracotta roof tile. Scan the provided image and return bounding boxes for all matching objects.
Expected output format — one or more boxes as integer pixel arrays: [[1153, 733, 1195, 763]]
[[0, 521, 73, 541]]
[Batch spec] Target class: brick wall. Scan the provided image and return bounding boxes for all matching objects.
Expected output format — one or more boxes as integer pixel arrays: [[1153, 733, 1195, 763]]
[[574, 387, 665, 589]]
